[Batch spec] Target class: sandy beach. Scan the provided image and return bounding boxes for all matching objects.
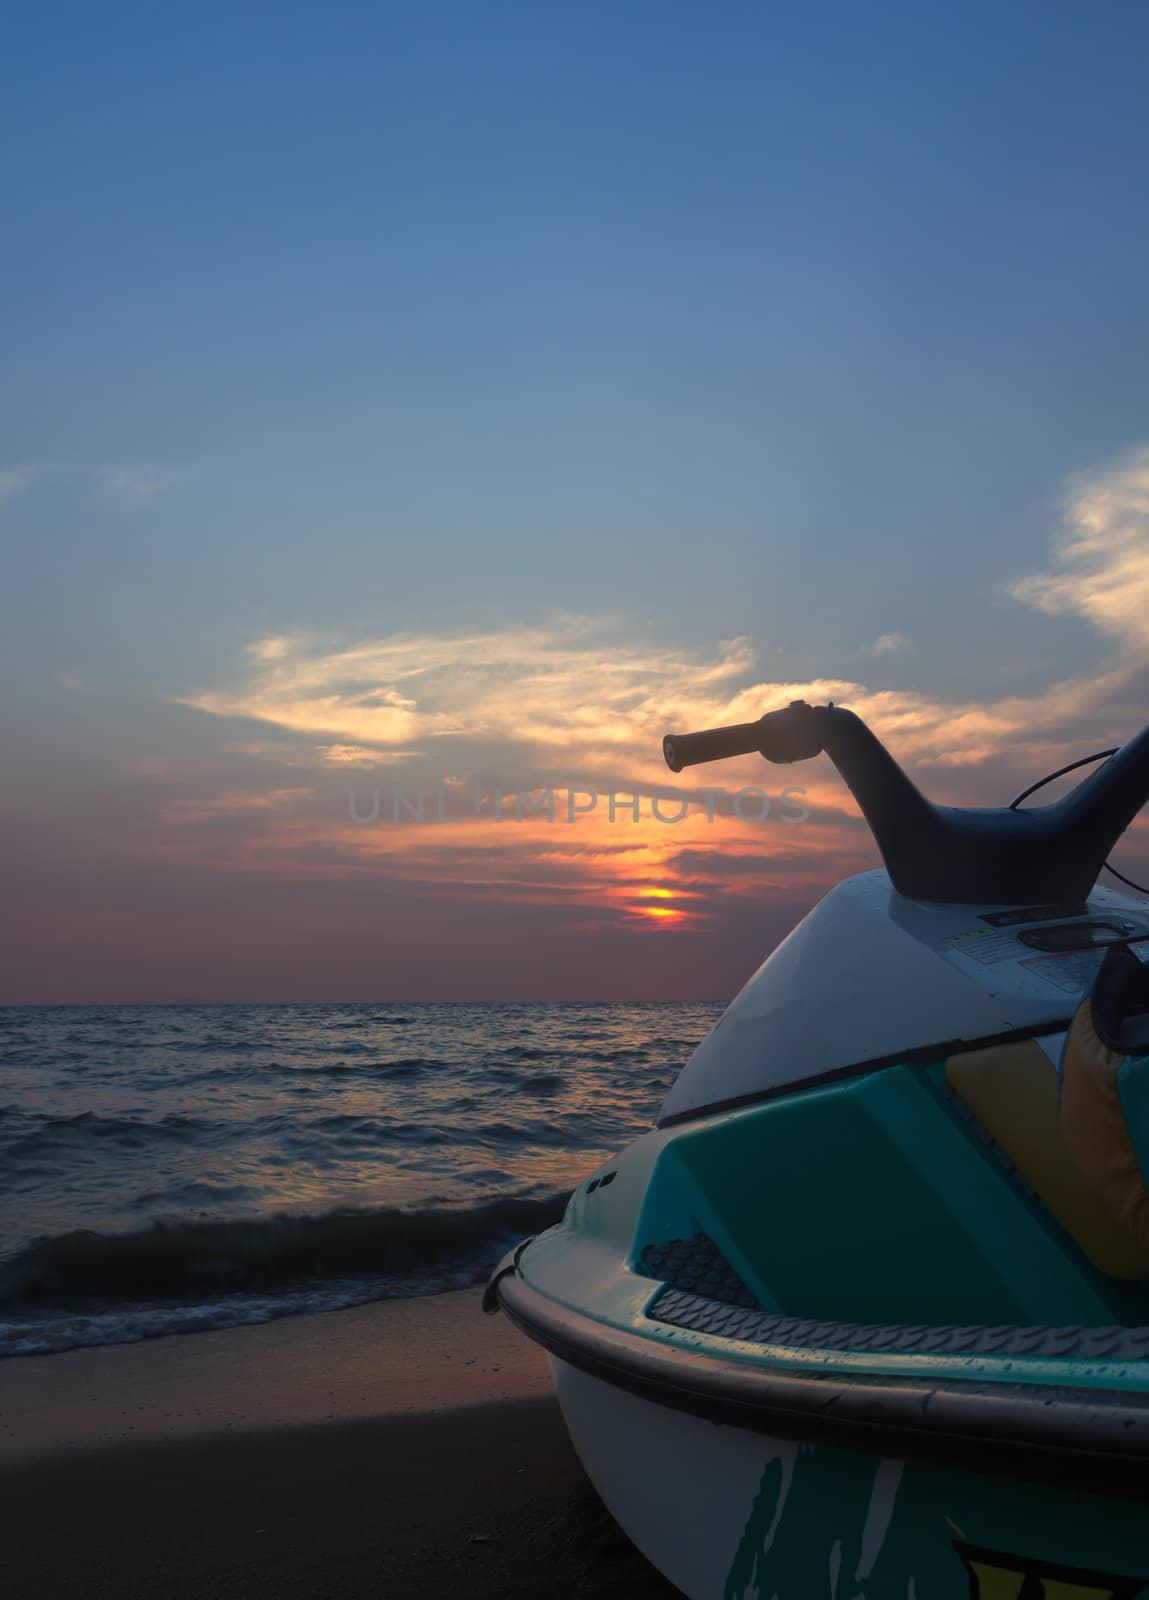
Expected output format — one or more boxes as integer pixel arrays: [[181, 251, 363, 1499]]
[[0, 1287, 681, 1598]]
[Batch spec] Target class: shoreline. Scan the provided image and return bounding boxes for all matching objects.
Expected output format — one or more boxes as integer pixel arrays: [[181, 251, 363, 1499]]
[[0, 1286, 552, 1461], [0, 1287, 682, 1598]]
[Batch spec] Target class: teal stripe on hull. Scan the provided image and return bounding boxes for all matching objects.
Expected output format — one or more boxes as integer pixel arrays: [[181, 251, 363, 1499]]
[[727, 1438, 1148, 1598]]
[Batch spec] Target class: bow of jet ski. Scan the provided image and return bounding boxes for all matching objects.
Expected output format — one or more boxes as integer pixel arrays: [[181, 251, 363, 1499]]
[[487, 700, 1149, 1599]]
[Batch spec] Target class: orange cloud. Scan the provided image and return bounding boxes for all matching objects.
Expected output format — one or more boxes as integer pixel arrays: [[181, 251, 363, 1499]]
[[137, 441, 1149, 948], [175, 445, 1149, 800]]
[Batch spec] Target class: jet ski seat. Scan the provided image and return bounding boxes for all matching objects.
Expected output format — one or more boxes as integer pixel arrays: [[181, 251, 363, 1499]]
[[1059, 943, 1149, 1258], [946, 1039, 1149, 1279]]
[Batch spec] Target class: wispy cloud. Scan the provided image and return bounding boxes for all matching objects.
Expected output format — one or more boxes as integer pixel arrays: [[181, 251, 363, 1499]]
[[319, 743, 417, 765], [0, 463, 43, 509], [174, 442, 1149, 801], [96, 463, 190, 500], [0, 459, 193, 509], [867, 631, 911, 656], [159, 787, 314, 824], [175, 618, 767, 772], [1008, 445, 1149, 654]]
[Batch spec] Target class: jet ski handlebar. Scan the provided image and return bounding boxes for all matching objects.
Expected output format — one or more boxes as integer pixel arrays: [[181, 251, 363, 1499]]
[[663, 701, 827, 773], [662, 700, 1149, 906]]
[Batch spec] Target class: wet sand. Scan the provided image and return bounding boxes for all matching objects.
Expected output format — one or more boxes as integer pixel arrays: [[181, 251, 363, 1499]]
[[0, 1288, 682, 1598]]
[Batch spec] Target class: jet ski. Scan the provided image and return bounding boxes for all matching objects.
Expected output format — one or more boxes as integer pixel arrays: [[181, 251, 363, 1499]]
[[485, 700, 1149, 1598]]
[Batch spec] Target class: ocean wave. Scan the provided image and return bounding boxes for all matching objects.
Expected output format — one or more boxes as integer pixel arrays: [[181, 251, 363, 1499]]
[[0, 1190, 569, 1308], [0, 1000, 720, 1359], [0, 1270, 480, 1359], [128, 1179, 257, 1210], [3, 1109, 215, 1159], [177, 1056, 437, 1087], [323, 1014, 418, 1032]]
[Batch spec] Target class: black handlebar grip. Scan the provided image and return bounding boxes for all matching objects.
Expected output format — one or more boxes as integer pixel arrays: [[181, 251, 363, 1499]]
[[663, 702, 827, 773], [663, 721, 765, 773]]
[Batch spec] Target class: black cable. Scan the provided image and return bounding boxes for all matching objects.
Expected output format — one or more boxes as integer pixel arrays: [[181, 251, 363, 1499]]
[[1099, 860, 1149, 895], [1007, 746, 1149, 897], [1007, 749, 1117, 810]]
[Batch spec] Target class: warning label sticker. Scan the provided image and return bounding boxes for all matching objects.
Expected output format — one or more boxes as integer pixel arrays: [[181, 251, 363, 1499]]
[[944, 928, 1022, 965], [1019, 949, 1107, 994]]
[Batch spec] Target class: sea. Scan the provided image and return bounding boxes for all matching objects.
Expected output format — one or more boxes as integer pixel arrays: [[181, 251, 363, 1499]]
[[0, 1001, 721, 1359]]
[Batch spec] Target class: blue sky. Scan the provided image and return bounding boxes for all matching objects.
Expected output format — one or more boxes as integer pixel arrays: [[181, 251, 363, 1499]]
[[4, 2, 1149, 999]]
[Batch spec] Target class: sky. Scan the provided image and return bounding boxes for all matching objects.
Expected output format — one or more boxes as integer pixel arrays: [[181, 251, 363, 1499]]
[[3, 1, 1149, 1002]]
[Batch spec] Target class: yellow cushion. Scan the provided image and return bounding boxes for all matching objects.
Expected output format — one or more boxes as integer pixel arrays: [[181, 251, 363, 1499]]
[[946, 1040, 1149, 1280], [1060, 1000, 1149, 1255]]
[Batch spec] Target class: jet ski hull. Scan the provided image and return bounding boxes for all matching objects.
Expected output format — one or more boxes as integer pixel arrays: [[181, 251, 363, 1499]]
[[550, 1353, 1149, 1600], [492, 1263, 1149, 1598], [486, 1033, 1149, 1595], [485, 871, 1149, 1595]]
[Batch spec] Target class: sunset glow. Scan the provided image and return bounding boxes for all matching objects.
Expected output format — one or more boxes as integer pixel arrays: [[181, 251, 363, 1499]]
[[4, 6, 1149, 1003]]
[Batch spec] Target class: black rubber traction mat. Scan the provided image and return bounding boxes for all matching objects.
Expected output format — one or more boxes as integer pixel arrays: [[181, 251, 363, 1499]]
[[646, 1285, 1149, 1361], [640, 1233, 758, 1308]]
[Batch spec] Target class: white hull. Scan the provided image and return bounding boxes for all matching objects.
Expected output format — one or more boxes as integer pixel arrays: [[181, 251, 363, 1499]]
[[549, 1355, 797, 1600]]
